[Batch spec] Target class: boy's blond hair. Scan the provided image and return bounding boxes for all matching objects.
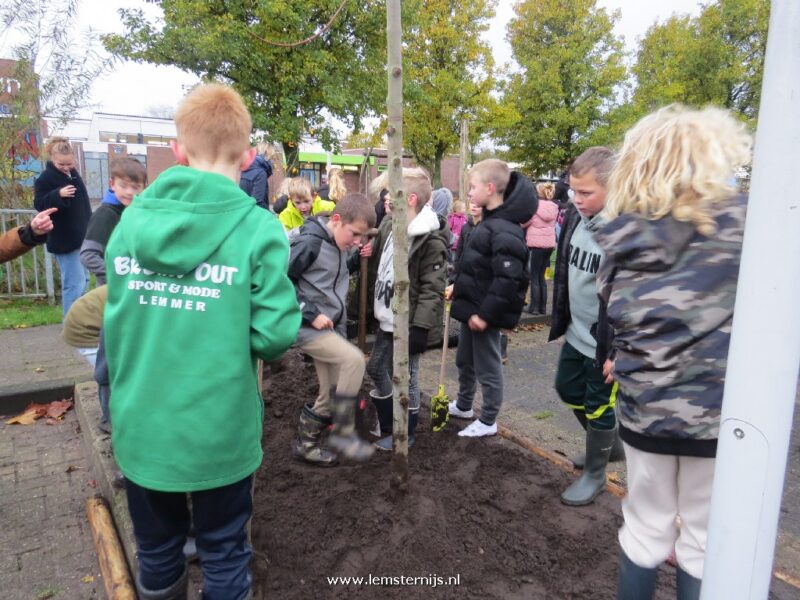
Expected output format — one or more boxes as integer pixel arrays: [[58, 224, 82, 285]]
[[536, 182, 556, 200], [44, 136, 73, 159], [469, 159, 511, 196], [570, 147, 615, 186], [370, 167, 432, 206], [288, 177, 313, 203], [605, 105, 752, 235], [326, 167, 347, 203], [175, 84, 251, 164], [277, 176, 292, 197]]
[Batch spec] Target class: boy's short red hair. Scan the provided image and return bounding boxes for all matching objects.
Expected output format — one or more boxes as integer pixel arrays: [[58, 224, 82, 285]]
[[175, 84, 252, 164]]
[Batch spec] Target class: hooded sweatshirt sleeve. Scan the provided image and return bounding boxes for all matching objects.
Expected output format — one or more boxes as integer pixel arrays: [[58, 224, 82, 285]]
[[251, 219, 302, 360]]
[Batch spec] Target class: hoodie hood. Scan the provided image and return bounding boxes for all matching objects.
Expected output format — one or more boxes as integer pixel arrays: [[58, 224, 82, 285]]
[[484, 171, 538, 226], [593, 212, 695, 272], [408, 203, 442, 237], [102, 188, 122, 206], [115, 165, 256, 275], [245, 154, 273, 176]]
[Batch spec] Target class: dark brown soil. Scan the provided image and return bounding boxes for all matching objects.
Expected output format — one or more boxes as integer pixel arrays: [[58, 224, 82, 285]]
[[250, 349, 676, 599]]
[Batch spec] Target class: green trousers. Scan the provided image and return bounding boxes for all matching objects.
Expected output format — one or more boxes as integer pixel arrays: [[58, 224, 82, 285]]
[[555, 341, 617, 430]]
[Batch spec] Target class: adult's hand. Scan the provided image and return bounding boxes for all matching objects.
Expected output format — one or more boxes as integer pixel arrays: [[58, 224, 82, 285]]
[[30, 208, 57, 235]]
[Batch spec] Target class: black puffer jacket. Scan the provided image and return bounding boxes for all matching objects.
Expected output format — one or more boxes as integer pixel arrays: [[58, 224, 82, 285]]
[[451, 172, 537, 329], [548, 204, 580, 342]]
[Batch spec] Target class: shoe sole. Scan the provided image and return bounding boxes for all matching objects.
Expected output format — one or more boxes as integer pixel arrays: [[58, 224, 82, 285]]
[[560, 486, 605, 506], [448, 412, 474, 419]]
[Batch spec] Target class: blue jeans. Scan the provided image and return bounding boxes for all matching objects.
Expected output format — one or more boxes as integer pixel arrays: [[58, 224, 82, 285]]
[[366, 329, 421, 411], [54, 249, 88, 317], [125, 475, 253, 600]]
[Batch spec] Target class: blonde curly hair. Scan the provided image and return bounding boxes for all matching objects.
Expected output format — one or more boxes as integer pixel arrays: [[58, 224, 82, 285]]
[[605, 105, 753, 235]]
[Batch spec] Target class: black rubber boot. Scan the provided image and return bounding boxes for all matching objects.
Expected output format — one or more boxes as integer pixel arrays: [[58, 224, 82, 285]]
[[370, 390, 394, 436], [561, 424, 614, 506], [375, 410, 419, 451], [676, 567, 702, 600], [136, 568, 188, 600], [616, 551, 657, 600], [292, 404, 338, 466], [328, 394, 375, 461]]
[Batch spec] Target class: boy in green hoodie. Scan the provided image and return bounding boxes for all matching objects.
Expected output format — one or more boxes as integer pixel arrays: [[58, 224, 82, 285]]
[[103, 84, 301, 600]]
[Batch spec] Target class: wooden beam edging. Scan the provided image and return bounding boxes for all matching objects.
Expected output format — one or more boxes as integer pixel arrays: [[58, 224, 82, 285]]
[[496, 424, 626, 498], [86, 496, 136, 599], [494, 424, 800, 591]]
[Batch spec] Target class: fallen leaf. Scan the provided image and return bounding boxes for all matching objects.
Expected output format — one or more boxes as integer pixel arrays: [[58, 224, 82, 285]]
[[5, 403, 48, 425], [81, 575, 94, 583], [34, 367, 45, 373], [66, 465, 82, 473], [45, 400, 73, 419], [87, 479, 97, 488]]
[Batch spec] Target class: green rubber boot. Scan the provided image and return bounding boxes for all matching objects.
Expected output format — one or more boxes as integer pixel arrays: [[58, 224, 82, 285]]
[[561, 424, 614, 506]]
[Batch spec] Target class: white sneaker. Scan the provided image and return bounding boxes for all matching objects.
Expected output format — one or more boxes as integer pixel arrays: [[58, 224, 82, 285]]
[[448, 400, 474, 419], [458, 420, 498, 437]]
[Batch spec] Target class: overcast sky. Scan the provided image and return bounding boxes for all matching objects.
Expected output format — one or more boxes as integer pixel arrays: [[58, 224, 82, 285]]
[[4, 0, 704, 118]]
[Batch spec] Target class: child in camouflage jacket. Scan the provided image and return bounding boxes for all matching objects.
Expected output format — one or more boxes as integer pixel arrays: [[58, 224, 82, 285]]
[[594, 105, 752, 599]]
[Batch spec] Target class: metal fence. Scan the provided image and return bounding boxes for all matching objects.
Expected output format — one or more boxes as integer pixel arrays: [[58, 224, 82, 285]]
[[0, 209, 56, 302]]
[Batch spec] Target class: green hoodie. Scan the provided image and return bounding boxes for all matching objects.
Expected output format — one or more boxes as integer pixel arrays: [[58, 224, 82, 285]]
[[104, 166, 301, 492]]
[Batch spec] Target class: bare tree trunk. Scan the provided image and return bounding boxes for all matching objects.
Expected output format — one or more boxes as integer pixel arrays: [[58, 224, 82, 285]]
[[459, 119, 469, 202], [386, 0, 409, 493]]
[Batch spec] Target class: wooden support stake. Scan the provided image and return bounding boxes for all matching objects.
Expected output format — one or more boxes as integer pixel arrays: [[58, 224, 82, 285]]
[[86, 495, 136, 600]]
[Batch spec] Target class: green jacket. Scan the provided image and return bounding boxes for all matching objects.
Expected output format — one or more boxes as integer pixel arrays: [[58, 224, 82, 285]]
[[104, 166, 300, 492], [368, 204, 449, 346], [278, 196, 335, 231]]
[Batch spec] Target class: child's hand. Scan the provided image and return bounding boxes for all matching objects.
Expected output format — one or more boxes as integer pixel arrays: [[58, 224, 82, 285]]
[[603, 359, 615, 384], [59, 185, 76, 198], [468, 315, 487, 332], [444, 284, 454, 300], [312, 314, 334, 330], [30, 208, 57, 235], [359, 240, 373, 258]]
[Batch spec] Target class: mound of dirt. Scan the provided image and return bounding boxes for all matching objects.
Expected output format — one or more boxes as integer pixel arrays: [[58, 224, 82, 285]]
[[251, 349, 676, 599]]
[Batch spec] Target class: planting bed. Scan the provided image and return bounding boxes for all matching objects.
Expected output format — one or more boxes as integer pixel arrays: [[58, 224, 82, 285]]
[[248, 349, 675, 599]]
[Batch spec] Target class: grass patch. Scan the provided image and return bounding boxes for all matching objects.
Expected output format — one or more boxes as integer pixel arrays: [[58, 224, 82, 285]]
[[532, 410, 555, 420], [35, 585, 62, 599], [0, 298, 61, 329]]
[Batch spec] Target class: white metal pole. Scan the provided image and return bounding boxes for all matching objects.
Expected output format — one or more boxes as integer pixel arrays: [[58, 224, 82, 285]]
[[702, 1, 800, 598]]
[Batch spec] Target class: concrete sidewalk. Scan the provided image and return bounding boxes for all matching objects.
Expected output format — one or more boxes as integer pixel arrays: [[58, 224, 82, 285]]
[[0, 325, 93, 412], [0, 324, 101, 599]]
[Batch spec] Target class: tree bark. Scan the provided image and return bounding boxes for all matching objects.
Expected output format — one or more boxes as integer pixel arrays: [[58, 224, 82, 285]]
[[386, 0, 409, 494], [459, 119, 469, 202]]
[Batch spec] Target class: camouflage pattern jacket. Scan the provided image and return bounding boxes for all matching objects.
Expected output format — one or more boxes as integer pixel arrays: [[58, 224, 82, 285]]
[[593, 194, 746, 457]]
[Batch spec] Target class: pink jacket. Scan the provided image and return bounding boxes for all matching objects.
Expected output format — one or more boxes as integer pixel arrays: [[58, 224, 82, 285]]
[[523, 200, 559, 249], [448, 212, 468, 251]]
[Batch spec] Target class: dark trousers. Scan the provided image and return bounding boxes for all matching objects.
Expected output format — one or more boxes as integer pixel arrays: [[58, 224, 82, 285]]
[[93, 330, 110, 426], [528, 247, 553, 313], [554, 341, 617, 430], [125, 475, 254, 599], [455, 326, 504, 425]]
